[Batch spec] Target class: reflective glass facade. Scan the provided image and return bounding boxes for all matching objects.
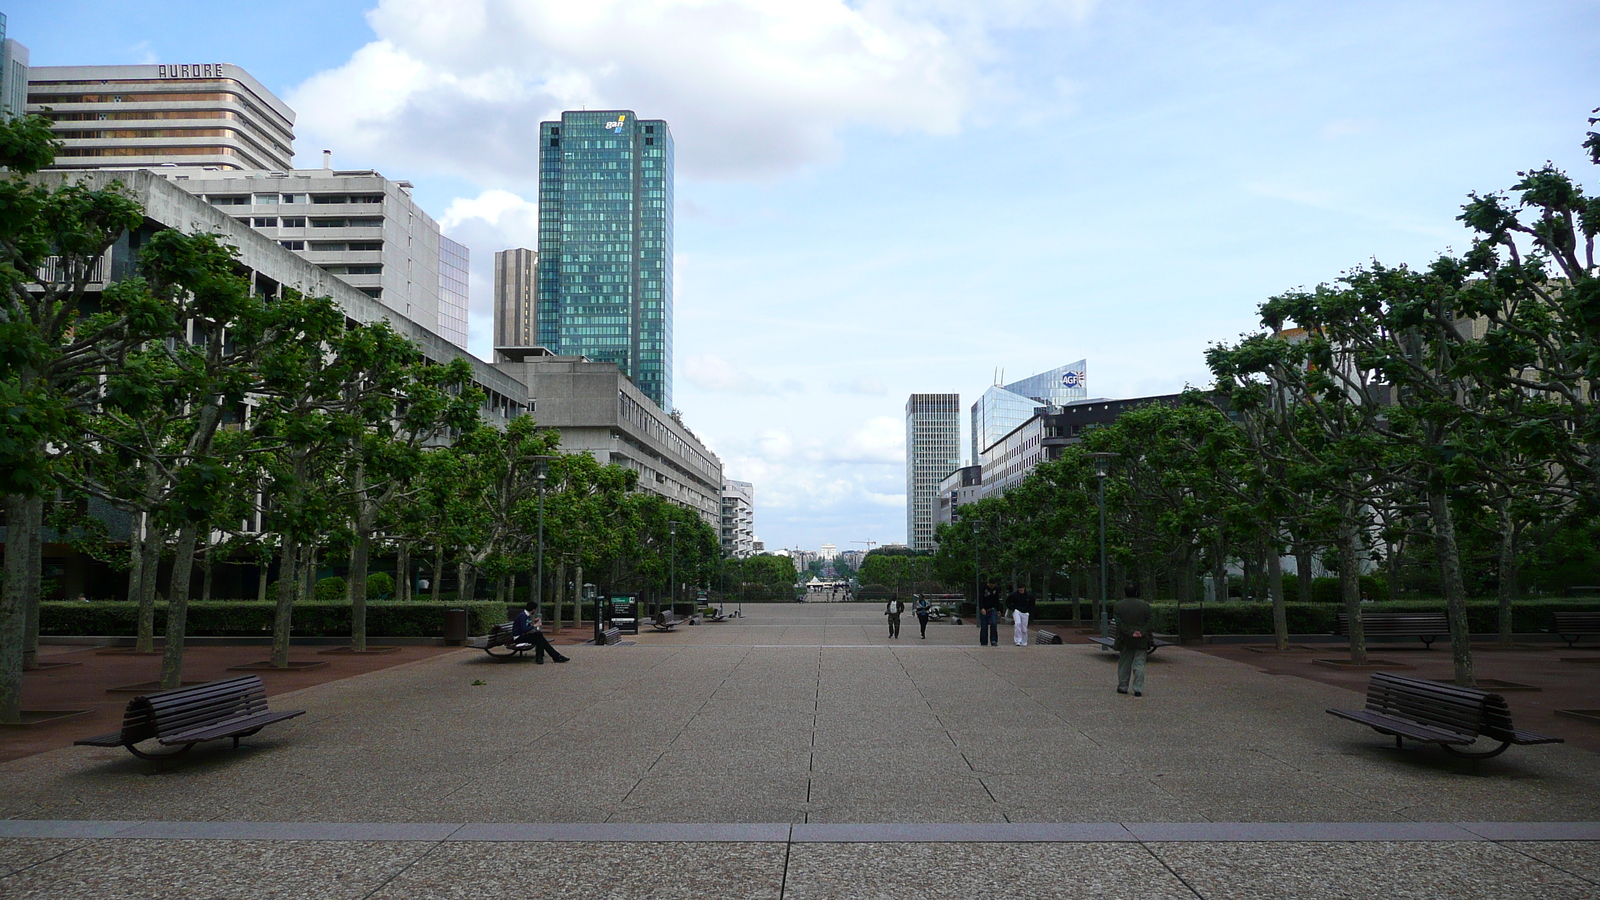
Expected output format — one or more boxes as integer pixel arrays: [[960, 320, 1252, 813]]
[[970, 359, 1087, 460], [437, 235, 470, 348], [537, 110, 673, 409]]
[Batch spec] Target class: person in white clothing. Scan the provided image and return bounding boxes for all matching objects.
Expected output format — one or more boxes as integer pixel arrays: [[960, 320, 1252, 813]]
[[1006, 586, 1035, 646]]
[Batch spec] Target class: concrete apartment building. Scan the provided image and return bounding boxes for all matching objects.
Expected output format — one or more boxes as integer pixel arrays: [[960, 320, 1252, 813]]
[[168, 166, 468, 348], [494, 247, 538, 356], [493, 353, 724, 527], [905, 393, 961, 552], [720, 480, 755, 558], [27, 63, 294, 171]]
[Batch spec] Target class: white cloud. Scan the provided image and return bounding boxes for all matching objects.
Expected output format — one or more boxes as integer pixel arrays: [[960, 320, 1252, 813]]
[[683, 353, 777, 393], [288, 0, 1085, 183], [832, 376, 887, 395], [437, 189, 542, 359]]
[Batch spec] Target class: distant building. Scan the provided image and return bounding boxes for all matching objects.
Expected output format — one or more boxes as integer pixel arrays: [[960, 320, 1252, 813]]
[[0, 14, 28, 120], [721, 480, 755, 558], [819, 543, 837, 561], [905, 393, 961, 552], [491, 354, 723, 526], [971, 360, 1087, 463], [537, 110, 674, 409], [934, 464, 983, 530], [167, 167, 459, 346], [27, 63, 294, 171], [493, 247, 538, 358]]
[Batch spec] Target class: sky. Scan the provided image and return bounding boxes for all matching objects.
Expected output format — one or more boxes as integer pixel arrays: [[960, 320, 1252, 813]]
[[15, 0, 1600, 552]]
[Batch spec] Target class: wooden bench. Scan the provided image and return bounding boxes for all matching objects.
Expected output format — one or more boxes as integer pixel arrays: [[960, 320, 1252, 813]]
[[466, 622, 542, 658], [1034, 630, 1063, 645], [1088, 621, 1174, 653], [594, 626, 624, 645], [700, 607, 728, 622], [1552, 612, 1600, 648], [652, 611, 683, 632], [1335, 612, 1450, 648], [1327, 672, 1563, 759], [75, 675, 303, 761]]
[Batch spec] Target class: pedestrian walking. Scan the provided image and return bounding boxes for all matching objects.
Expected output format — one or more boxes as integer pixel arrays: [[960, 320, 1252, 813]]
[[914, 595, 932, 639], [885, 597, 904, 639], [1113, 590, 1153, 696], [978, 580, 1001, 646], [1007, 585, 1035, 646]]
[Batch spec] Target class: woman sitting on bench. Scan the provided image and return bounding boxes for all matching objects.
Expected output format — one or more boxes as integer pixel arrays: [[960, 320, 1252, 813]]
[[513, 603, 570, 664]]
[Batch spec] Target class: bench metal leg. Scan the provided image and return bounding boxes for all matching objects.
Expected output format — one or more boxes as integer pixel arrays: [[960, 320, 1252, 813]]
[[125, 741, 194, 761], [1442, 739, 1512, 760]]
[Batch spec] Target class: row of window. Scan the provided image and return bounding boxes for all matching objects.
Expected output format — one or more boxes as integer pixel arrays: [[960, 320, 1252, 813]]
[[238, 216, 383, 228], [209, 193, 381, 205], [319, 264, 382, 275]]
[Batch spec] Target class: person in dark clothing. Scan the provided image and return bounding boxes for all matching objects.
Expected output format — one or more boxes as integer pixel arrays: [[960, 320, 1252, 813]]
[[884, 597, 904, 638], [1113, 592, 1153, 695], [513, 603, 569, 664], [978, 581, 1002, 646], [1007, 586, 1035, 646], [914, 595, 932, 639]]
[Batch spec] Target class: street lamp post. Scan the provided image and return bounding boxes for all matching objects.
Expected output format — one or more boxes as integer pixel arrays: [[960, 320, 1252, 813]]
[[1089, 452, 1118, 639], [668, 520, 678, 618], [530, 456, 556, 624]]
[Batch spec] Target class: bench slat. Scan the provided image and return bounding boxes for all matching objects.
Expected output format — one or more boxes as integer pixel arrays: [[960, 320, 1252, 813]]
[[163, 709, 306, 745], [1327, 709, 1475, 745]]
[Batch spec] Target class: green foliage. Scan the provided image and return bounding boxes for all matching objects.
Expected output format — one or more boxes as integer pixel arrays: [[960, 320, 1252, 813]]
[[365, 572, 394, 600], [314, 576, 347, 602]]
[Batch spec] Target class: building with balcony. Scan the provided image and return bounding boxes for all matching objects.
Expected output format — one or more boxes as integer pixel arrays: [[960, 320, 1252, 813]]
[[28, 63, 294, 171], [720, 479, 755, 558]]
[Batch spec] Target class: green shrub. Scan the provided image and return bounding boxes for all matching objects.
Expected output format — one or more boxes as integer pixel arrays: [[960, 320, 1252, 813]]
[[43, 601, 513, 637], [314, 576, 347, 602], [365, 573, 394, 600], [1139, 598, 1600, 635]]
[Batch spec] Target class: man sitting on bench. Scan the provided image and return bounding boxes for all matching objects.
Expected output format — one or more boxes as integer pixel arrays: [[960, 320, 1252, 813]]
[[513, 603, 570, 664]]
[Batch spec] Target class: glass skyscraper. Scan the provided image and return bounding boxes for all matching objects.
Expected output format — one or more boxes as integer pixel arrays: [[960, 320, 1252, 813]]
[[971, 360, 1087, 462], [537, 110, 674, 409]]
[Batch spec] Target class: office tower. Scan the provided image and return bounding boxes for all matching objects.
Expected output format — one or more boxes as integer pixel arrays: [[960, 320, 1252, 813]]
[[537, 110, 673, 409], [721, 480, 755, 558], [493, 247, 538, 357], [905, 393, 961, 552], [26, 64, 293, 170], [173, 168, 453, 343], [437, 235, 470, 349], [971, 360, 1087, 463], [0, 13, 28, 120]]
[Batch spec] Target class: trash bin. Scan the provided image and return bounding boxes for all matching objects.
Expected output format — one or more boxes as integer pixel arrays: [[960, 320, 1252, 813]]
[[1178, 606, 1204, 645], [443, 608, 469, 644]]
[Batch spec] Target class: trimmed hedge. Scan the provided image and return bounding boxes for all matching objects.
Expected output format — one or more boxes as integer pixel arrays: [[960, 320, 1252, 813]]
[[42, 601, 515, 638], [1142, 599, 1600, 635]]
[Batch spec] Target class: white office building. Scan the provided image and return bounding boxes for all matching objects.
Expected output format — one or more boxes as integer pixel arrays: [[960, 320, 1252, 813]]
[[721, 480, 755, 558], [27, 63, 294, 171], [493, 247, 538, 357], [167, 167, 466, 348], [906, 393, 961, 552]]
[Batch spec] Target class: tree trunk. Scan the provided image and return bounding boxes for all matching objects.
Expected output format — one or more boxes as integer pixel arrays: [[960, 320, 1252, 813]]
[[135, 526, 163, 652], [1387, 537, 1402, 601], [574, 563, 584, 628], [1429, 489, 1474, 686], [271, 539, 299, 668], [1212, 541, 1227, 603], [1496, 499, 1518, 648], [1267, 534, 1288, 651], [553, 559, 567, 630], [347, 528, 372, 652], [1338, 508, 1367, 665], [126, 514, 143, 603], [21, 495, 43, 671], [1294, 537, 1313, 605], [431, 548, 443, 602], [158, 523, 202, 689], [200, 535, 215, 603], [0, 493, 41, 722], [303, 546, 318, 602], [396, 542, 411, 603], [255, 552, 269, 603], [457, 560, 476, 604]]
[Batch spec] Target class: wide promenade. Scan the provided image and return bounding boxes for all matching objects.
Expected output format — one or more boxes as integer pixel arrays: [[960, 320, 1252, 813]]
[[0, 603, 1596, 898]]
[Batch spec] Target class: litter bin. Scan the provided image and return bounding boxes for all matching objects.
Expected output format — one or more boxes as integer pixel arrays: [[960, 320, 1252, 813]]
[[1178, 606, 1204, 645], [443, 608, 469, 644]]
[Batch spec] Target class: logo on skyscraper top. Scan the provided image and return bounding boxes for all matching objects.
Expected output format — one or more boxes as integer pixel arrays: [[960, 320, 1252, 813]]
[[1062, 370, 1084, 389], [605, 114, 627, 133]]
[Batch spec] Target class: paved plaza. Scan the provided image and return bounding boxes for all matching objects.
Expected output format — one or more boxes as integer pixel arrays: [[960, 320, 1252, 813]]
[[1, 603, 1597, 898]]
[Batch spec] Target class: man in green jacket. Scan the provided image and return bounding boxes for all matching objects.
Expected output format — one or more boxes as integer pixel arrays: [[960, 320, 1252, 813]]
[[1113, 591, 1153, 697]]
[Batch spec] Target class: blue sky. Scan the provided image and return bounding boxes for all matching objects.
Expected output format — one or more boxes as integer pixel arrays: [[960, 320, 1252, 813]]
[[15, 0, 1599, 552]]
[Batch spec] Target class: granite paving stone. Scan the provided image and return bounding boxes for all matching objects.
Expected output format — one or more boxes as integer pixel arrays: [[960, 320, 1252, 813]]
[[1149, 840, 1599, 900], [1502, 841, 1600, 885]]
